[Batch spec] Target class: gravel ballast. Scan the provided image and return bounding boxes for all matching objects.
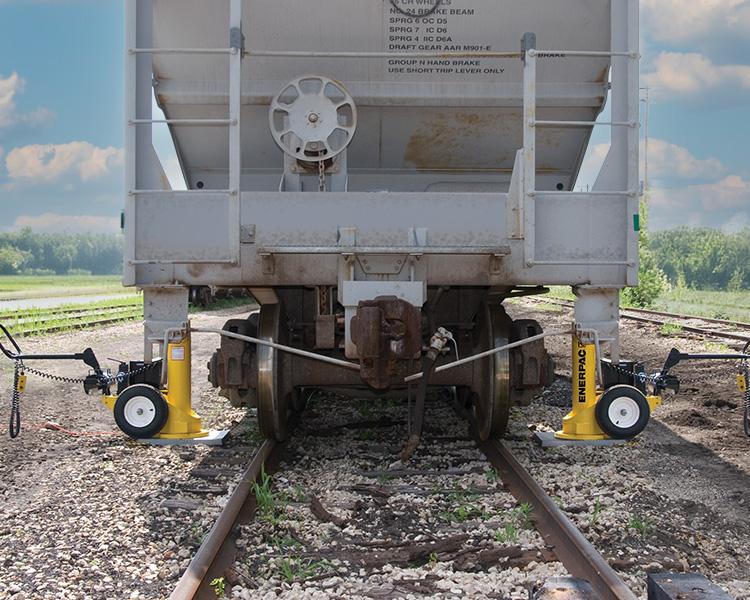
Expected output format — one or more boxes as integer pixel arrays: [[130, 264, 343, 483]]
[[1, 299, 749, 599]]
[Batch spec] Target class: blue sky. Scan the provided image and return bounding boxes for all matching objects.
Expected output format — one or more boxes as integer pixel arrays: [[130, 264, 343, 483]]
[[0, 0, 748, 233]]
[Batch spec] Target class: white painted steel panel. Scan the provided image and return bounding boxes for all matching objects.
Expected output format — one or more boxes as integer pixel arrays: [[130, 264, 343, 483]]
[[150, 0, 611, 189], [135, 193, 234, 262]]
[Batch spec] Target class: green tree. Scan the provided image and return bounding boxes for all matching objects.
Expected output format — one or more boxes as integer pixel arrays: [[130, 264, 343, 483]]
[[0, 246, 29, 274], [621, 197, 667, 308], [650, 227, 750, 290]]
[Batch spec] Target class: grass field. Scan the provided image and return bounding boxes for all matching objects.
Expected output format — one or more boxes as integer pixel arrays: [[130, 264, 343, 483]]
[[0, 294, 254, 337], [545, 285, 750, 323], [0, 275, 131, 301], [650, 288, 750, 322]]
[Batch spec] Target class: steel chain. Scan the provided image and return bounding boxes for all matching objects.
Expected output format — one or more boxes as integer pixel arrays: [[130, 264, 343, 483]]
[[318, 160, 326, 192], [16, 360, 160, 386], [6, 361, 160, 439], [743, 360, 750, 438], [602, 358, 748, 389], [10, 361, 21, 438]]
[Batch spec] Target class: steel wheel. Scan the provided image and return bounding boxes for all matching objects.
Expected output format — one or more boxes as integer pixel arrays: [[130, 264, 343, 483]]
[[256, 303, 293, 441], [471, 303, 512, 441]]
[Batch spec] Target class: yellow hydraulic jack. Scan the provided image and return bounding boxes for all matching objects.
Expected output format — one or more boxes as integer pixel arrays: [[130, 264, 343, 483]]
[[554, 336, 661, 442], [102, 331, 224, 444]]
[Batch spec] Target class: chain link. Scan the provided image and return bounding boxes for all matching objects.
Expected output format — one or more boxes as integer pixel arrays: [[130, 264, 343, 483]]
[[14, 360, 160, 386], [10, 361, 21, 438], [318, 160, 326, 192], [742, 361, 750, 438], [602, 357, 749, 389], [6, 361, 160, 439]]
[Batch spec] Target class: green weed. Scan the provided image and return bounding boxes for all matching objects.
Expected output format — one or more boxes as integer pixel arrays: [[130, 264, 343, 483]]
[[274, 535, 303, 552], [440, 503, 487, 523], [484, 468, 498, 484], [253, 469, 283, 525], [513, 502, 534, 529], [292, 484, 307, 503], [495, 522, 519, 543], [659, 322, 683, 336], [628, 515, 651, 536], [277, 557, 331, 583], [376, 471, 393, 484], [590, 499, 603, 526], [210, 577, 226, 597]]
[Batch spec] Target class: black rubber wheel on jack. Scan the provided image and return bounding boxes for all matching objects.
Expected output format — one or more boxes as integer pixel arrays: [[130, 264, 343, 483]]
[[114, 384, 169, 439], [595, 385, 650, 439]]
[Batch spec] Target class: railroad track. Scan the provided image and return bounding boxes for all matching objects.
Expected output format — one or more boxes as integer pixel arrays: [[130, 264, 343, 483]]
[[525, 296, 750, 343], [169, 393, 637, 600], [0, 299, 139, 321], [1, 304, 142, 337]]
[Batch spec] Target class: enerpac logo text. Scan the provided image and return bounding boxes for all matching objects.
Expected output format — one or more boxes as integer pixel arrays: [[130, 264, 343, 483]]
[[577, 346, 587, 403]]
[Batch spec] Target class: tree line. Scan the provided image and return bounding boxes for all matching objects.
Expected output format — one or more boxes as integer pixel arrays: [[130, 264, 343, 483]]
[[650, 227, 749, 291], [0, 227, 746, 290], [0, 228, 123, 275]]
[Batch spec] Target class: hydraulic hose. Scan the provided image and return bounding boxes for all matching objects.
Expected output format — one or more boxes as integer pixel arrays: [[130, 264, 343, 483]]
[[400, 329, 451, 461]]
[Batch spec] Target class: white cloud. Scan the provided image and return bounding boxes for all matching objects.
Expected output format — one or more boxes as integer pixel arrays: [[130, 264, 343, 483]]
[[695, 175, 750, 210], [0, 72, 22, 128], [10, 213, 120, 234], [641, 0, 750, 46], [5, 141, 124, 184], [649, 174, 750, 230], [0, 72, 54, 129], [576, 138, 724, 190], [646, 138, 725, 180], [721, 211, 749, 233], [643, 52, 750, 96]]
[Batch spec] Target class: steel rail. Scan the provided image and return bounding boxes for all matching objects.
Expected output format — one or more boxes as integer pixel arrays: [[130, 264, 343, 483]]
[[624, 306, 750, 331], [170, 439, 279, 600], [620, 313, 750, 342], [11, 306, 139, 327], [0, 302, 139, 320], [528, 297, 750, 342], [12, 314, 143, 338], [479, 440, 638, 600]]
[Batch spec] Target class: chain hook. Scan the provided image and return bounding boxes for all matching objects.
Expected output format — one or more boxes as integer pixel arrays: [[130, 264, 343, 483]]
[[318, 159, 326, 192]]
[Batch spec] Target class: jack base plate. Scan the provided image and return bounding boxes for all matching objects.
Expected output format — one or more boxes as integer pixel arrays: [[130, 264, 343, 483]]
[[534, 431, 627, 448], [137, 429, 230, 447]]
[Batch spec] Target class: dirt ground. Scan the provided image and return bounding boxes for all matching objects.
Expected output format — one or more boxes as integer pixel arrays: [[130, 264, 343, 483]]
[[506, 299, 750, 598], [0, 300, 748, 599], [0, 307, 251, 600]]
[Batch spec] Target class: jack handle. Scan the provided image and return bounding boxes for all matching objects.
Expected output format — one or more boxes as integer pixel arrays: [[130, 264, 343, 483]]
[[653, 344, 750, 394], [0, 322, 111, 394]]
